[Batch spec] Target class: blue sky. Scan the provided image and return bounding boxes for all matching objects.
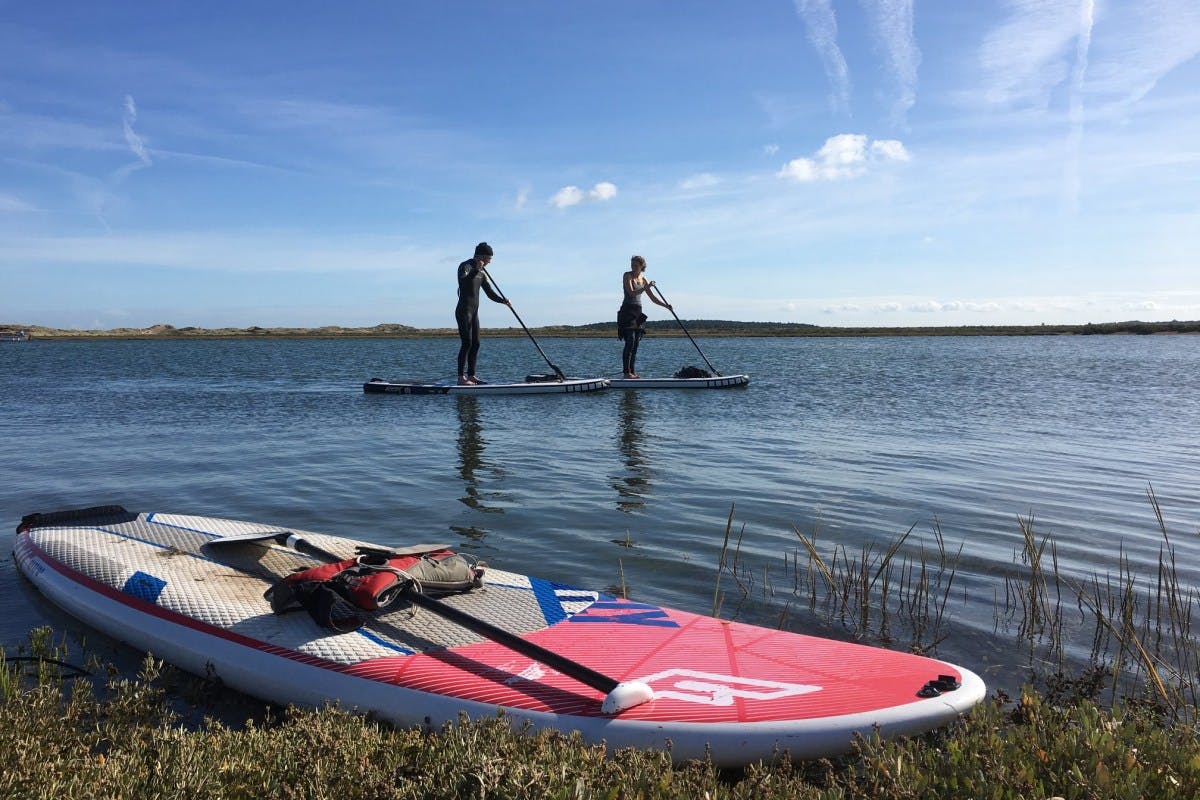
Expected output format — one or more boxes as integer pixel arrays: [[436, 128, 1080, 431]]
[[2, 1, 1198, 329]]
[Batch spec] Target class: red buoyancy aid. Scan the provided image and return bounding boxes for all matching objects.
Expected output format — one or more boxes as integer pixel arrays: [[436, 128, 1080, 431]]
[[266, 548, 485, 632]]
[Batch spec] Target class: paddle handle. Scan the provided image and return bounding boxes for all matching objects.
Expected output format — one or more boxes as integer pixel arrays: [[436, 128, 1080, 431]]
[[401, 587, 618, 693]]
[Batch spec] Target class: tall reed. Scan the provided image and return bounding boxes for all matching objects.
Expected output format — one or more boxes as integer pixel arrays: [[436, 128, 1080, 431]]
[[712, 486, 1200, 721]]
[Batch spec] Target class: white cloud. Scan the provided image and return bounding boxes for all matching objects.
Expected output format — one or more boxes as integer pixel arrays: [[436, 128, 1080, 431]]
[[550, 181, 618, 208], [763, 144, 780, 156], [590, 181, 617, 201], [1124, 300, 1158, 311], [909, 300, 942, 312], [550, 186, 584, 208], [870, 139, 911, 161], [680, 173, 721, 190], [779, 133, 910, 182], [791, 0, 851, 114], [823, 303, 862, 313], [878, 302, 902, 312]]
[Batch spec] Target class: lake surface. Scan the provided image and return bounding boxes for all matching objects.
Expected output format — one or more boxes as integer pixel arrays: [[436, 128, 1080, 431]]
[[2, 333, 1198, 695]]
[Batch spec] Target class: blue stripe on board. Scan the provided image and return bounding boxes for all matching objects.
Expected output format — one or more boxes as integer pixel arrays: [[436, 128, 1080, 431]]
[[529, 577, 568, 626], [122, 571, 167, 604], [357, 629, 415, 655]]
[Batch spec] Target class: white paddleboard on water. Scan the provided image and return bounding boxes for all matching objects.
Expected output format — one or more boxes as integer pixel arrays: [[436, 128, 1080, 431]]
[[607, 374, 750, 389], [363, 377, 609, 395], [15, 506, 985, 767]]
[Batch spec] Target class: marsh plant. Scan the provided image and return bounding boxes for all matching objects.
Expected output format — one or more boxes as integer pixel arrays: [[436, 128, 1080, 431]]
[[711, 487, 1200, 722]]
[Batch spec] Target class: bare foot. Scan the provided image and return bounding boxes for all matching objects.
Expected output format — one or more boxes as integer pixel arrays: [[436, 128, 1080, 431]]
[[467, 375, 486, 385], [623, 372, 639, 379], [458, 375, 472, 386]]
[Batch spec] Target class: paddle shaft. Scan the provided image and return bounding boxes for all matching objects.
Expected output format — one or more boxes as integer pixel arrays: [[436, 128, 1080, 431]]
[[648, 285, 722, 376], [479, 266, 566, 380], [283, 535, 619, 695]]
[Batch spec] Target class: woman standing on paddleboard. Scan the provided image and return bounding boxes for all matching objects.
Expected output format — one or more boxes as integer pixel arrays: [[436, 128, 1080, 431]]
[[617, 255, 671, 379], [456, 242, 509, 386]]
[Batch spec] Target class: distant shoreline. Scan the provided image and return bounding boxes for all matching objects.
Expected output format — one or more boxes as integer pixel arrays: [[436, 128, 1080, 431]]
[[3, 319, 1198, 340]]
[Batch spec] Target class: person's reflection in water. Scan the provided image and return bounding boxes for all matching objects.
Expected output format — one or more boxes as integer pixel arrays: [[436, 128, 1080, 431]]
[[453, 395, 506, 540], [613, 390, 653, 512]]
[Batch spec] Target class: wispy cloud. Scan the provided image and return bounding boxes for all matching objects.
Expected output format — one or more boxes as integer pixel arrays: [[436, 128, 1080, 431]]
[[550, 181, 618, 209], [858, 0, 921, 125], [1063, 0, 1095, 214], [1083, 0, 1200, 107], [792, 0, 851, 115], [117, 94, 152, 180], [0, 193, 38, 213], [778, 133, 910, 183], [976, 0, 1200, 113], [1, 230, 449, 274], [680, 173, 721, 190], [977, 0, 1082, 109], [514, 186, 530, 211]]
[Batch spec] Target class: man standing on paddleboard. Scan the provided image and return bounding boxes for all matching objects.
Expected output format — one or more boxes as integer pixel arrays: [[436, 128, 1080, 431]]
[[456, 242, 510, 386]]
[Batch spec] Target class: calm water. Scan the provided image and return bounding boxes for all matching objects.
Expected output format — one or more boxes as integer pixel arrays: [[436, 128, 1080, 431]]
[[2, 334, 1199, 694]]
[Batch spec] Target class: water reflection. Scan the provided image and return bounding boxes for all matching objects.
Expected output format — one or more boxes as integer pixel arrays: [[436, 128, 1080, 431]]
[[613, 390, 653, 512], [453, 396, 506, 538]]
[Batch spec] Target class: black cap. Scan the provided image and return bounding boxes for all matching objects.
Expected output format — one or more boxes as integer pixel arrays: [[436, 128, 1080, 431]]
[[474, 242, 493, 257]]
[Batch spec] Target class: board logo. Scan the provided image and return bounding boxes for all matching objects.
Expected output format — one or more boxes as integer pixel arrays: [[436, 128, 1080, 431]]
[[636, 669, 822, 706], [566, 600, 679, 628]]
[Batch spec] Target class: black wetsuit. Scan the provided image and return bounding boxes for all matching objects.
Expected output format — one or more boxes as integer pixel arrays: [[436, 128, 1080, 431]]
[[617, 282, 649, 375], [455, 258, 506, 378]]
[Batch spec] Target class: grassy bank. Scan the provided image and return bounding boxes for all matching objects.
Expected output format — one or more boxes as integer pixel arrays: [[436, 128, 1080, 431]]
[[2, 632, 1197, 799]]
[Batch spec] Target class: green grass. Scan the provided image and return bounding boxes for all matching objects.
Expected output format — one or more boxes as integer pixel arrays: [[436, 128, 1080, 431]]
[[3, 637, 1199, 799]]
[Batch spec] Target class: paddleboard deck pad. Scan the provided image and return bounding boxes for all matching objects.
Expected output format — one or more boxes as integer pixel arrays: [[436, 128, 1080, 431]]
[[607, 374, 750, 389], [364, 377, 609, 395], [14, 507, 984, 765]]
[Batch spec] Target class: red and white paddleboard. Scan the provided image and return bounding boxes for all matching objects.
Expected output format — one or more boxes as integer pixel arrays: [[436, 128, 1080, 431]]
[[14, 507, 984, 766]]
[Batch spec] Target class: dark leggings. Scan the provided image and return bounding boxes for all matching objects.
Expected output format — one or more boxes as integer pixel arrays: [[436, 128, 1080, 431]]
[[456, 306, 481, 377], [620, 329, 643, 374]]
